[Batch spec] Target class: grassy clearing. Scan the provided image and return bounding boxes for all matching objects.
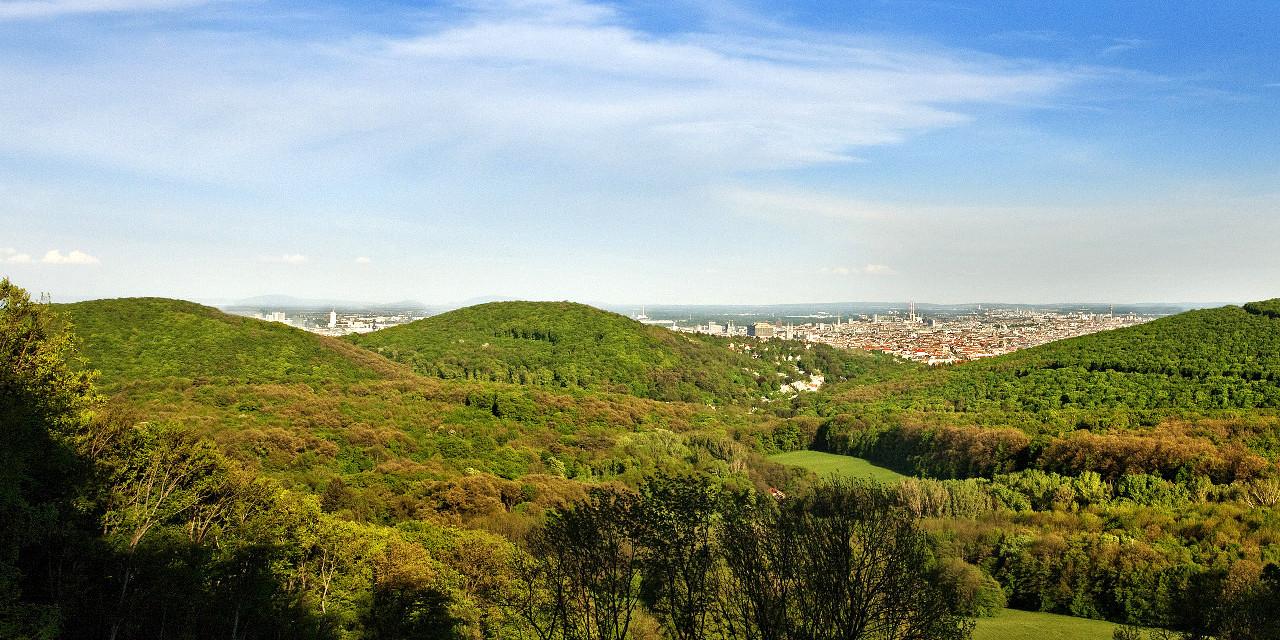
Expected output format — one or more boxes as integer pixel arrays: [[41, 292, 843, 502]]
[[769, 450, 906, 483], [973, 609, 1120, 640]]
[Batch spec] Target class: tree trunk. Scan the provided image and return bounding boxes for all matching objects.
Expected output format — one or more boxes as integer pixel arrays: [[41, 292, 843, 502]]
[[109, 564, 134, 640]]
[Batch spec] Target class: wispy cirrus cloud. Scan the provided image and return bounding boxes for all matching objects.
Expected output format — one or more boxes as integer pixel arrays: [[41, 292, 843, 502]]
[[1099, 37, 1150, 57]]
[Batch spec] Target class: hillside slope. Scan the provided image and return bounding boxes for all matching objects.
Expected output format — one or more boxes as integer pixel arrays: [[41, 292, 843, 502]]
[[936, 302, 1280, 412], [58, 297, 405, 386], [348, 301, 893, 403]]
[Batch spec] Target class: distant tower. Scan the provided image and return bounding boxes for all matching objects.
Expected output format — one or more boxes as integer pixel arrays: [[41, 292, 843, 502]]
[[908, 301, 916, 323], [328, 309, 337, 329]]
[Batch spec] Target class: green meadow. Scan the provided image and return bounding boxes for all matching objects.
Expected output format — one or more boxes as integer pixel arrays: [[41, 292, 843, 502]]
[[973, 609, 1121, 640], [769, 450, 906, 483]]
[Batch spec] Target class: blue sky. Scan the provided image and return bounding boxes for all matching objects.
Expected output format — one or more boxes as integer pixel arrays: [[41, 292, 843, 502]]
[[2, 0, 1277, 304]]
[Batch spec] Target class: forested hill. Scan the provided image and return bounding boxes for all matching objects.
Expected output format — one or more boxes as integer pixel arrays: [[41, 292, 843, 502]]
[[927, 302, 1280, 413], [347, 300, 894, 403], [983, 301, 1280, 377], [58, 297, 405, 386]]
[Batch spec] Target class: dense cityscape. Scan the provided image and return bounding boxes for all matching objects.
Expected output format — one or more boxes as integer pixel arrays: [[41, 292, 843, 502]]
[[667, 305, 1158, 364], [239, 308, 425, 336]]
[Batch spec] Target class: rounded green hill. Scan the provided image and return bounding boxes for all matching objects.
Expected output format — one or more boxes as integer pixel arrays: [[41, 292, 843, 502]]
[[59, 297, 401, 387], [346, 301, 880, 403]]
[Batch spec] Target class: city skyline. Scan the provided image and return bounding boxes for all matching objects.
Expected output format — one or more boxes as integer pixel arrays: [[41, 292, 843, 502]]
[[46, 291, 1229, 312], [4, 0, 1279, 304]]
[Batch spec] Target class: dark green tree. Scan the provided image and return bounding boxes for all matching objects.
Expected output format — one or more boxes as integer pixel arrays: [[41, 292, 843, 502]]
[[720, 480, 973, 640], [0, 278, 96, 637], [636, 473, 722, 640], [513, 487, 645, 640]]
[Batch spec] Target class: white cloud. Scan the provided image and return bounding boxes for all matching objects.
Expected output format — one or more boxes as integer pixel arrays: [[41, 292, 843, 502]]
[[1, 248, 32, 263], [0, 0, 1084, 186], [354, 256, 371, 264], [41, 249, 99, 264], [820, 264, 897, 277], [0, 0, 210, 20], [860, 264, 896, 276], [262, 254, 307, 265]]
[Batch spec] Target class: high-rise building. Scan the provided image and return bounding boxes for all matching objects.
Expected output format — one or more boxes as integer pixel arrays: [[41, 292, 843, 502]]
[[328, 309, 337, 329]]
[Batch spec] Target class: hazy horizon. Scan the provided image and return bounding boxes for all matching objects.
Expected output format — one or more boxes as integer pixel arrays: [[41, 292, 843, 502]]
[[43, 290, 1234, 312]]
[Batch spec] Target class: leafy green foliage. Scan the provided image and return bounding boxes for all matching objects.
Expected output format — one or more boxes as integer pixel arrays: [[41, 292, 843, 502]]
[[505, 476, 973, 640], [717, 479, 974, 640], [1244, 299, 1280, 320], [0, 278, 96, 637]]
